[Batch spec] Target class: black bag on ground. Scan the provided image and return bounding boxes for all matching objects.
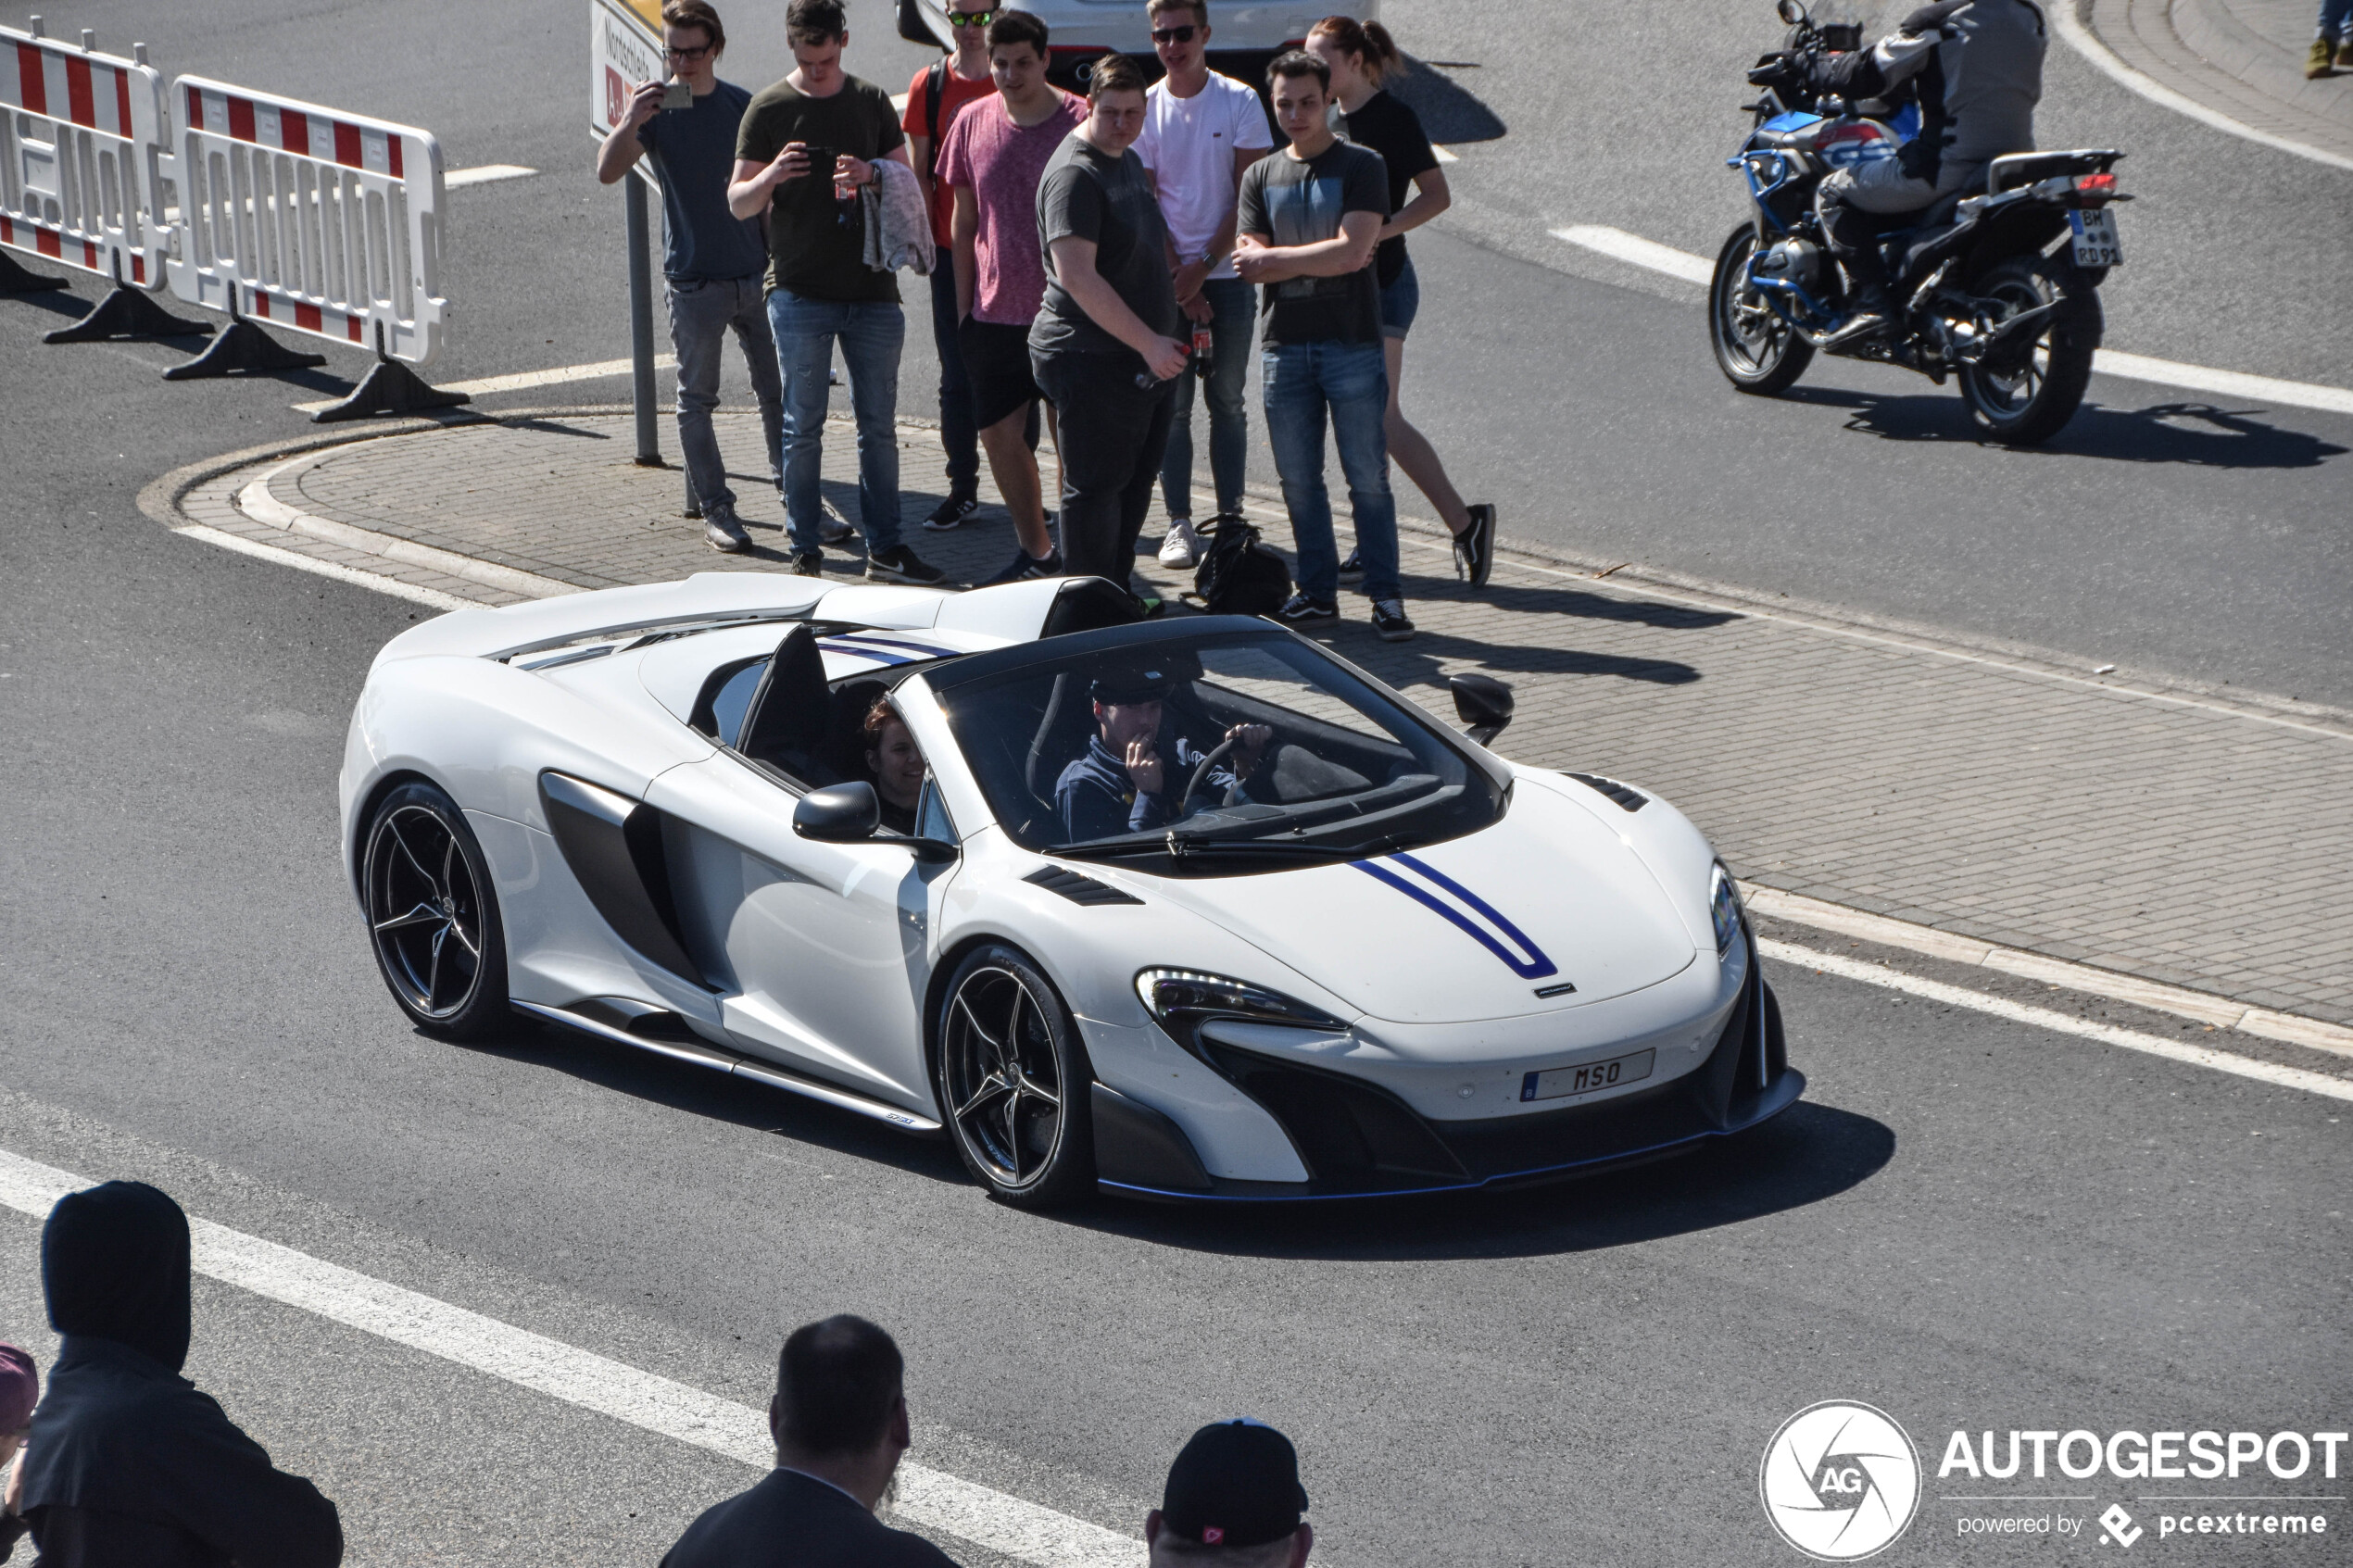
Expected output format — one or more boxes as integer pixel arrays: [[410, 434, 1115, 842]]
[[1188, 514, 1292, 616]]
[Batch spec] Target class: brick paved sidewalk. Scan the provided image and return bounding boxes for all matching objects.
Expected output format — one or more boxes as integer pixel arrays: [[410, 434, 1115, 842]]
[[171, 408, 2353, 1026], [2087, 0, 2353, 162]]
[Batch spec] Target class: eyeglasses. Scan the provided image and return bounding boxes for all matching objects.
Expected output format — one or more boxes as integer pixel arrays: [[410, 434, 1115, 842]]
[[1151, 24, 1197, 43], [946, 9, 995, 24], [663, 43, 713, 60]]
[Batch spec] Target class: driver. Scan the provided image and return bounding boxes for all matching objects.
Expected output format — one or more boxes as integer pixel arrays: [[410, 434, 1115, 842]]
[[1755, 0, 2047, 346], [1055, 666, 1272, 841]]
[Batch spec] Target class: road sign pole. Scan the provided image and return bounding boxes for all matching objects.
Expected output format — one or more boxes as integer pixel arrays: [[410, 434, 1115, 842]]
[[623, 173, 660, 468]]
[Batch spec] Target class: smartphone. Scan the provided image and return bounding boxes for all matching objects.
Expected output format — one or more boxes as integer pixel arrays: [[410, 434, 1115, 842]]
[[661, 79, 692, 111], [799, 144, 836, 180]]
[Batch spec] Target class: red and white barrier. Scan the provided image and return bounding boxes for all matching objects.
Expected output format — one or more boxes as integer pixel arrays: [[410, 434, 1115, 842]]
[[168, 75, 450, 367], [0, 22, 175, 293]]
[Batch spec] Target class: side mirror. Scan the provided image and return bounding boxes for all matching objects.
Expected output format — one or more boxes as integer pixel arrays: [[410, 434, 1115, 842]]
[[793, 782, 881, 842], [1448, 673, 1514, 748], [1776, 0, 1806, 23]]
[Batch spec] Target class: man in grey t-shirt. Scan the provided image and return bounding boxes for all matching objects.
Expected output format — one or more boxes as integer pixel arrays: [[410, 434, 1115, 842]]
[[1028, 54, 1189, 595], [1235, 51, 1407, 641]]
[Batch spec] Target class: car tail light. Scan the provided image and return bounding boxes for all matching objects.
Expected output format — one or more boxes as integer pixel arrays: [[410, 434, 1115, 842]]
[[2071, 172, 2118, 207]]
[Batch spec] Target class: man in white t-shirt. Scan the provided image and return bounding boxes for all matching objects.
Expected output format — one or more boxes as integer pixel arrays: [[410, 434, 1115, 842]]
[[1135, 0, 1273, 569]]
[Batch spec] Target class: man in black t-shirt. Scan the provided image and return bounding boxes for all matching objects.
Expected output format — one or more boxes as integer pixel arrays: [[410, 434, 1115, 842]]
[[1027, 54, 1189, 594], [1235, 52, 1410, 643], [728, 0, 942, 585]]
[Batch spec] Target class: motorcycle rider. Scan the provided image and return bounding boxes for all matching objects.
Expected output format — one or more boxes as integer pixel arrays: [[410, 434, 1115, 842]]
[[1753, 0, 2047, 347]]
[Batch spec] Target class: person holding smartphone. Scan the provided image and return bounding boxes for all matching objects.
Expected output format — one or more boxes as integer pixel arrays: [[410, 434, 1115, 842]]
[[597, 0, 781, 556]]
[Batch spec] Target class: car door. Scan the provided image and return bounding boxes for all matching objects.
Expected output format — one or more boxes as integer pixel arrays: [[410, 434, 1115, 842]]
[[646, 752, 954, 1117]]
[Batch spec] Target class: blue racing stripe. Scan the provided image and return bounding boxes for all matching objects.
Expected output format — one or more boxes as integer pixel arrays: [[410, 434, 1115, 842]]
[[1352, 856, 1559, 980], [816, 641, 916, 667], [827, 633, 959, 659]]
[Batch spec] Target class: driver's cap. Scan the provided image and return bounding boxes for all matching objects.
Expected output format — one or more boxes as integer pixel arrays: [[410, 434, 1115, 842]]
[[1090, 665, 1174, 705]]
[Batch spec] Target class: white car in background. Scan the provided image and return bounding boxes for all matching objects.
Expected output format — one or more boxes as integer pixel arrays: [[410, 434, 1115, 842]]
[[895, 0, 1378, 90]]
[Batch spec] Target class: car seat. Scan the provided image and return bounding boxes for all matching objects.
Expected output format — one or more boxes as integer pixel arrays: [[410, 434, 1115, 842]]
[[736, 624, 837, 786]]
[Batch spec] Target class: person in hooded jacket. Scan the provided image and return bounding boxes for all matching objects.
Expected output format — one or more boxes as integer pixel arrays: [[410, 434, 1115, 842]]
[[15, 1181, 343, 1568]]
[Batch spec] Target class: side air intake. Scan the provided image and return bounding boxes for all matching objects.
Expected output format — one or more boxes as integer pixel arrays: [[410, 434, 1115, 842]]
[[1025, 866, 1145, 907], [1567, 772, 1648, 812]]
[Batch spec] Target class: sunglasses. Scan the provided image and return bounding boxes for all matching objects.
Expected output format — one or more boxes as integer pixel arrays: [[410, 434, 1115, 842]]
[[1151, 24, 1198, 43], [946, 9, 995, 24], [663, 42, 713, 60]]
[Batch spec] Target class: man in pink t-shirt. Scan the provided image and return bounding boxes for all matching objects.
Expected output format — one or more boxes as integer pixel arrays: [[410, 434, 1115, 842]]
[[937, 11, 1087, 585]]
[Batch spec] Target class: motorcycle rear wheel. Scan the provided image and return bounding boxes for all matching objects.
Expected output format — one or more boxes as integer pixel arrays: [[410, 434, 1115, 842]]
[[1957, 256, 2099, 446], [1710, 226, 1814, 395]]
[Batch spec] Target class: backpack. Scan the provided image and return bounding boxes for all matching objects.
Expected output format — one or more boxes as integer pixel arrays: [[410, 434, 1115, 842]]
[[1188, 515, 1293, 616]]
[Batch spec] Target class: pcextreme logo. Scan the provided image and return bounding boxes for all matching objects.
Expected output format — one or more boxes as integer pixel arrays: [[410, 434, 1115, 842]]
[[1761, 1400, 1925, 1561]]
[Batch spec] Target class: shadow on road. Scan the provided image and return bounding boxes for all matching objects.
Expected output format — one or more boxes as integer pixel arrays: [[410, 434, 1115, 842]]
[[1352, 622, 1702, 686], [1783, 386, 2348, 469], [1058, 1100, 1895, 1261], [1388, 56, 1507, 144]]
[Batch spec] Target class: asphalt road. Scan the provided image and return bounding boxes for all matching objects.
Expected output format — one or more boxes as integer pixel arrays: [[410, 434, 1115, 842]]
[[0, 2, 2347, 1563]]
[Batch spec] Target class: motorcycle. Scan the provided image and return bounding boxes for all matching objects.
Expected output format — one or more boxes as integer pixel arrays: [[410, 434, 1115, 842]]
[[1708, 0, 2130, 445]]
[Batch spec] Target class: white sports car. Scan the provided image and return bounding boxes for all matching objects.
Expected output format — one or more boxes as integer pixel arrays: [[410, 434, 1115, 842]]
[[341, 573, 1798, 1207]]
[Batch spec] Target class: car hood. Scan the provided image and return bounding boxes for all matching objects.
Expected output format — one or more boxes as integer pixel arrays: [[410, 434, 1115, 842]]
[[1137, 786, 1700, 1024]]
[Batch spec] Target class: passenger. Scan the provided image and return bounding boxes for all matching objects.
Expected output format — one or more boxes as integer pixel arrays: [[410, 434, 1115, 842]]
[[862, 699, 926, 834], [1147, 1419, 1314, 1567], [17, 1181, 343, 1568], [1055, 667, 1271, 840], [660, 1314, 960, 1568]]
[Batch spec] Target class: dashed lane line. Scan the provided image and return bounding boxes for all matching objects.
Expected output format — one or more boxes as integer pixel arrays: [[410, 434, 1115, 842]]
[[1549, 224, 2353, 418], [1759, 938, 2353, 1103], [443, 164, 539, 187], [0, 1147, 1141, 1568]]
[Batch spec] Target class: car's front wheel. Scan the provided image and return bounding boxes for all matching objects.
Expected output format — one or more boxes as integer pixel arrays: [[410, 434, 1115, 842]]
[[934, 944, 1094, 1209], [361, 780, 510, 1040]]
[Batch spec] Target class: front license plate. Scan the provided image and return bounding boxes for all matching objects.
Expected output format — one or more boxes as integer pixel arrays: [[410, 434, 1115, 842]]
[[1522, 1047, 1655, 1103], [2070, 207, 2122, 268]]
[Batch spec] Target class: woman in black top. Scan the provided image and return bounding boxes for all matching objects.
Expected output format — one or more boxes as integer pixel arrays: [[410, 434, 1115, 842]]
[[1308, 18, 1497, 589], [862, 699, 925, 836]]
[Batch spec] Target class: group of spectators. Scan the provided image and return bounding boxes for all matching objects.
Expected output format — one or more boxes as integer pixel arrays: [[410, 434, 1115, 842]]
[[1, 1181, 1317, 1568], [598, 0, 1496, 643]]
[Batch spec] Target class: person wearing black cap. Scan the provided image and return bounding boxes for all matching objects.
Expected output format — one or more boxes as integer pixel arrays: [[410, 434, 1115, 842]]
[[1052, 666, 1271, 842], [1149, 1419, 1313, 1566], [17, 1180, 342, 1568]]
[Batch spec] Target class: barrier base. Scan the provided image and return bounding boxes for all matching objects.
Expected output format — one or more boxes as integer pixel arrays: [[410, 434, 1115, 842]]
[[43, 283, 213, 344], [0, 250, 68, 294], [162, 318, 330, 382], [311, 356, 471, 423]]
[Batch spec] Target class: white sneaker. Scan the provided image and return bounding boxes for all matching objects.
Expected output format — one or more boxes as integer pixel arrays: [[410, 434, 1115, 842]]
[[1158, 518, 1201, 569]]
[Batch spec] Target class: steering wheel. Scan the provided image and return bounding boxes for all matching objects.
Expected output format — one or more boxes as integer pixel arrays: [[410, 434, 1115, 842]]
[[1176, 734, 1241, 819]]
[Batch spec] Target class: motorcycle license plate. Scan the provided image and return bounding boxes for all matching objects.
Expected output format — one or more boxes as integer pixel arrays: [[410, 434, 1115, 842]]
[[2070, 207, 2123, 268]]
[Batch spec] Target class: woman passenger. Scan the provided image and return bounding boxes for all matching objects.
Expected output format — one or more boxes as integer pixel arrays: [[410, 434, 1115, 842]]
[[862, 699, 926, 835]]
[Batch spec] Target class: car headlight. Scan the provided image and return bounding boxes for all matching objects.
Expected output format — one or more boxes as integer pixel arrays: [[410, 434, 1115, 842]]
[[1709, 864, 1745, 954], [1135, 969, 1343, 1060]]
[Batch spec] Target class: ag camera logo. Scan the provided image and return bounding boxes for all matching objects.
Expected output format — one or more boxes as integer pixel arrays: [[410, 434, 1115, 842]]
[[1761, 1400, 1923, 1561]]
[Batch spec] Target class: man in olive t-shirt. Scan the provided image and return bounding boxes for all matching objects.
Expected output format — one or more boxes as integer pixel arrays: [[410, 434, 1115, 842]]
[[728, 0, 941, 584]]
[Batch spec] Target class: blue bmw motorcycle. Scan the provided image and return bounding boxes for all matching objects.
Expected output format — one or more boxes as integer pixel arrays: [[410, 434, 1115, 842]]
[[1708, 0, 2130, 445]]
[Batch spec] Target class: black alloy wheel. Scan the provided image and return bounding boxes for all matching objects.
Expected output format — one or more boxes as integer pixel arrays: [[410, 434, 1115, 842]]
[[1957, 255, 2098, 446], [362, 781, 510, 1040], [1710, 225, 1815, 395], [935, 944, 1094, 1209]]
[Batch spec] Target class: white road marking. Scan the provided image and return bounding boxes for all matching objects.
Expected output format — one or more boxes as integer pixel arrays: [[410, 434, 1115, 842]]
[[1743, 885, 2353, 1058], [2046, 1, 2353, 175], [172, 524, 475, 612], [443, 164, 539, 188], [1432, 144, 1459, 163], [1757, 938, 2353, 1103], [291, 355, 677, 413], [0, 1147, 1142, 1567], [236, 459, 578, 600], [1549, 225, 2353, 418]]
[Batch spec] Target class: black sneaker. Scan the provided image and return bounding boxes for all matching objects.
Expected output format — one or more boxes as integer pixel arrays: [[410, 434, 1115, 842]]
[[923, 493, 982, 532], [819, 499, 856, 545], [1454, 503, 1496, 588], [789, 550, 824, 577], [979, 546, 1063, 586], [1276, 591, 1339, 624], [1339, 547, 1365, 580], [1370, 599, 1416, 642], [865, 545, 948, 585]]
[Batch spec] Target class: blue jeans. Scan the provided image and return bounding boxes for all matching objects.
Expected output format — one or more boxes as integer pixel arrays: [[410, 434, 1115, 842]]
[[1158, 277, 1254, 520], [1262, 340, 1397, 604], [927, 265, 980, 495], [767, 288, 904, 555], [2322, 0, 2353, 37], [665, 273, 783, 516]]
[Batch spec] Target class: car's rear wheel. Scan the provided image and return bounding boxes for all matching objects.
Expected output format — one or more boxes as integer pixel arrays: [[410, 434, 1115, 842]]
[[362, 781, 509, 1040], [935, 944, 1094, 1209]]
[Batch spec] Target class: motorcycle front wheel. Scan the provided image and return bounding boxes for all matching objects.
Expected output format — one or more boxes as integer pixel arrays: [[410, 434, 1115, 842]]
[[1957, 255, 2100, 446], [1710, 226, 1814, 395]]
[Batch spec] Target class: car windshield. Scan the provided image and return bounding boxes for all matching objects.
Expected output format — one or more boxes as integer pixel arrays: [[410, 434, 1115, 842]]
[[933, 624, 1506, 870]]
